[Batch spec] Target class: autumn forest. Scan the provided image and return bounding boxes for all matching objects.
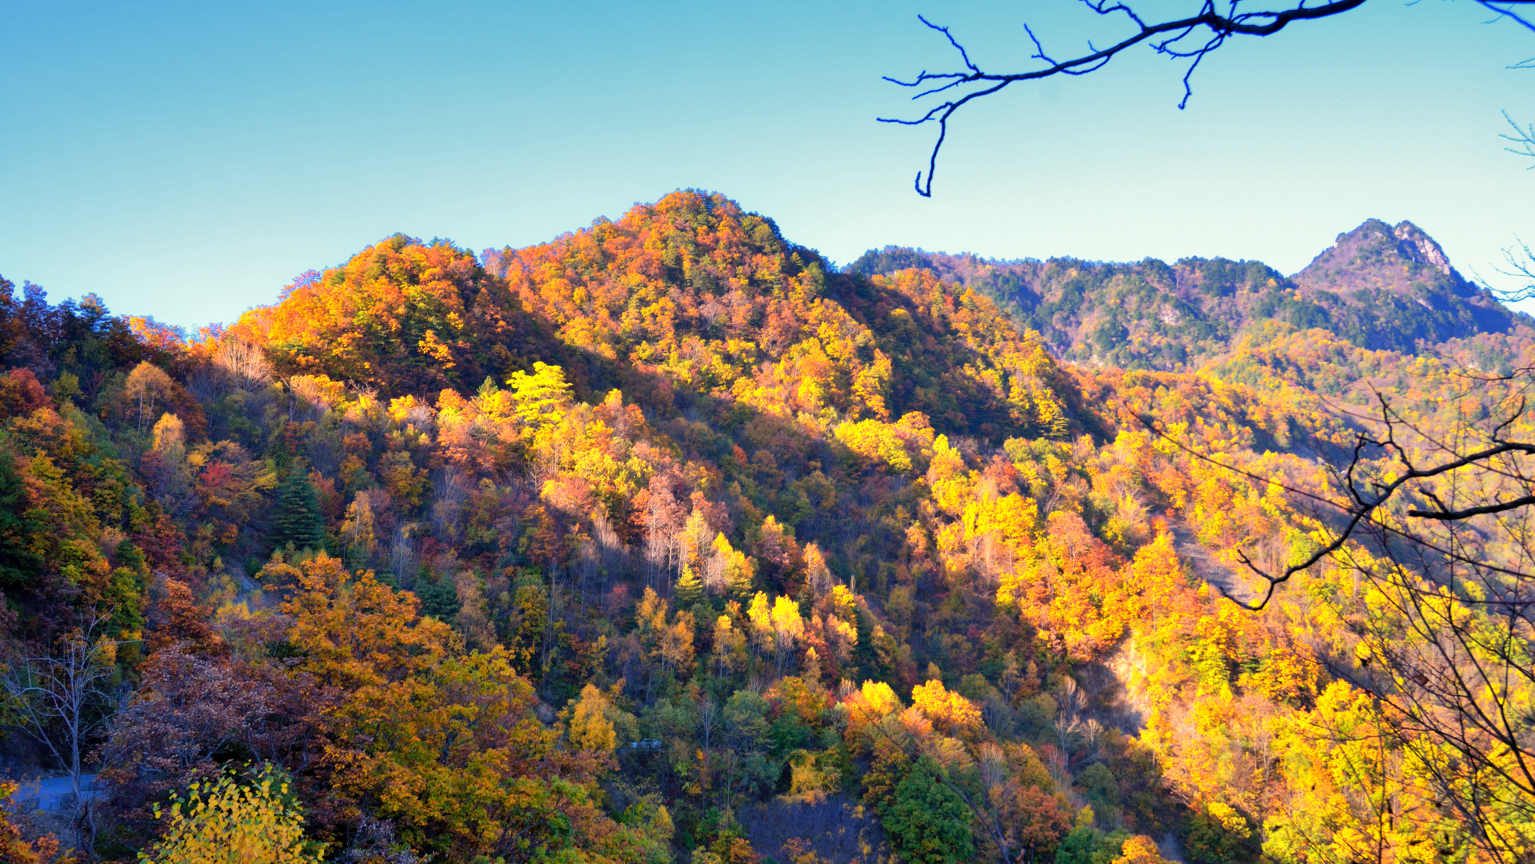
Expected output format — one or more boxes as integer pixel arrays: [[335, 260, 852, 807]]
[[2, 190, 1533, 864]]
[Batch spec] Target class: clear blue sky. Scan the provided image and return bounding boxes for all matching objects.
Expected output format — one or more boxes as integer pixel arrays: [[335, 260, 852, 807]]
[[1, 0, 1531, 329]]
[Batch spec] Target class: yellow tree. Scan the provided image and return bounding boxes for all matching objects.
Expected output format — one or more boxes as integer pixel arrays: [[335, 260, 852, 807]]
[[565, 684, 618, 754], [768, 595, 805, 677], [910, 680, 983, 738], [506, 362, 574, 429], [711, 615, 747, 678], [138, 765, 323, 864], [281, 554, 451, 691]]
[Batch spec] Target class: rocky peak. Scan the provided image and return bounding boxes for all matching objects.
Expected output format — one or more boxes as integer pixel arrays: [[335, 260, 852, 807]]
[[1392, 221, 1453, 276], [1293, 218, 1472, 298]]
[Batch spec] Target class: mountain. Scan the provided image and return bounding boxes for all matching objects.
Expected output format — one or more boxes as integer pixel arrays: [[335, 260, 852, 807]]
[[230, 191, 1079, 442], [848, 219, 1531, 370], [0, 192, 1529, 864], [1288, 219, 1517, 349]]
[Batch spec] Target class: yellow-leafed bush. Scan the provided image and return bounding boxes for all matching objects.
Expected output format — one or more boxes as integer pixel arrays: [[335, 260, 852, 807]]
[[138, 765, 323, 864]]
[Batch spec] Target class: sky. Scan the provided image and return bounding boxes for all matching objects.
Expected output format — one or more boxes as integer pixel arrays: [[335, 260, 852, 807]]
[[1, 0, 1532, 329]]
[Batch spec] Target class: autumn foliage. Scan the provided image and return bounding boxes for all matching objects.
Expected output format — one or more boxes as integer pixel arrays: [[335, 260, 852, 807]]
[[0, 195, 1529, 863]]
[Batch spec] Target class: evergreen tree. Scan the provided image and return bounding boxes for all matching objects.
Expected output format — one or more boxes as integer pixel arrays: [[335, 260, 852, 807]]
[[0, 447, 42, 592], [675, 562, 704, 606], [416, 574, 459, 623], [881, 756, 973, 864], [271, 469, 327, 554], [724, 557, 755, 604]]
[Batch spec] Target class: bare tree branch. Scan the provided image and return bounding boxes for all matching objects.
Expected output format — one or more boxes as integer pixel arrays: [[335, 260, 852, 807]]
[[882, 0, 1371, 196], [1503, 111, 1535, 167], [885, 0, 1535, 196], [2, 615, 121, 852], [1134, 362, 1535, 858], [1407, 494, 1535, 520], [1479, 0, 1535, 35]]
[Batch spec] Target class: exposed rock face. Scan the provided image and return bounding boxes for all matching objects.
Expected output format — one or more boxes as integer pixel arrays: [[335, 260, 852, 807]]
[[1393, 221, 1453, 276]]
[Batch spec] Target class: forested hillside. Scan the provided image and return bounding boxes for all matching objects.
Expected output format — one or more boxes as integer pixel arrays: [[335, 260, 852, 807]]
[[1, 191, 1532, 864], [849, 219, 1532, 371]]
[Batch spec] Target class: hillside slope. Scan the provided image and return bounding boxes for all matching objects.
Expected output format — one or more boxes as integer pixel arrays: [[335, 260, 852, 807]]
[[0, 192, 1528, 864]]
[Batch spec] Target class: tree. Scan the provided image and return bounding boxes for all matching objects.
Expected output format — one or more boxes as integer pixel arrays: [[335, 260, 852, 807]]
[[324, 646, 586, 862], [910, 679, 983, 737], [675, 562, 704, 607], [271, 469, 327, 554], [990, 781, 1070, 864], [0, 782, 64, 864], [882, 0, 1534, 196], [98, 644, 275, 835], [137, 764, 324, 864], [281, 554, 451, 691], [880, 756, 975, 864], [1146, 369, 1535, 861], [0, 444, 43, 592], [506, 362, 574, 428], [566, 683, 619, 753], [1111, 836, 1170, 864], [280, 556, 647, 863], [768, 595, 805, 677], [2, 618, 118, 849], [1055, 827, 1130, 864], [123, 361, 175, 433]]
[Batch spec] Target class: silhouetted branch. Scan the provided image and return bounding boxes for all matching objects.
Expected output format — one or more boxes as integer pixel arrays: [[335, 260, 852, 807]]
[[1136, 399, 1535, 610], [1479, 0, 1535, 35], [1476, 233, 1535, 303], [885, 0, 1535, 196], [882, 0, 1370, 196], [1407, 494, 1535, 520]]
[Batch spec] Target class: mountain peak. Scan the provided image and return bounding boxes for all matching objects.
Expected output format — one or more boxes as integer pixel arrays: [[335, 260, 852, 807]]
[[1390, 220, 1453, 276], [1295, 218, 1471, 298]]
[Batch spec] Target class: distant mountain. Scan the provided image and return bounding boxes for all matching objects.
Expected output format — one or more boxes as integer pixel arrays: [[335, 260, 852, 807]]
[[1288, 219, 1516, 349], [847, 220, 1530, 370]]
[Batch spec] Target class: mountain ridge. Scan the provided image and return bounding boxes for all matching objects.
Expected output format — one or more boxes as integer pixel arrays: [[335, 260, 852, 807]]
[[847, 218, 1532, 370], [0, 191, 1529, 863]]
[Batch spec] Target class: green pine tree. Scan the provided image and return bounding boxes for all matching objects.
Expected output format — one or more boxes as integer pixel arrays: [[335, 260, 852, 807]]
[[271, 469, 328, 554], [881, 756, 974, 864], [675, 563, 704, 606], [0, 447, 42, 592], [724, 555, 755, 604], [416, 573, 459, 623]]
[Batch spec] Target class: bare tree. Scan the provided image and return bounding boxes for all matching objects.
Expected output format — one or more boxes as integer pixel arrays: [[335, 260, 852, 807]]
[[3, 616, 119, 850], [389, 525, 420, 590], [1504, 110, 1535, 167], [883, 0, 1535, 196], [213, 337, 273, 391]]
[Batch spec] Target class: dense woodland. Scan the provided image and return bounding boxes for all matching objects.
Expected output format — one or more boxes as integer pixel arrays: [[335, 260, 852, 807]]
[[1, 190, 1533, 863]]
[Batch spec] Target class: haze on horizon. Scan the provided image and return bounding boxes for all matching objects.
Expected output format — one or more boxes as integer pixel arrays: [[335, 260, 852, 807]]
[[1, 0, 1531, 329]]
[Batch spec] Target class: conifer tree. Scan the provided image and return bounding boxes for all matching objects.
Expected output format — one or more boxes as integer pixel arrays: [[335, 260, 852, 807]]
[[881, 756, 973, 864], [0, 448, 41, 592], [675, 562, 704, 606], [725, 557, 755, 603], [271, 470, 327, 554], [714, 534, 755, 603]]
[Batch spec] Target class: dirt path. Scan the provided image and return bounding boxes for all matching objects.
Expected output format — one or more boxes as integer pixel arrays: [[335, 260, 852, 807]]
[[1165, 516, 1258, 605]]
